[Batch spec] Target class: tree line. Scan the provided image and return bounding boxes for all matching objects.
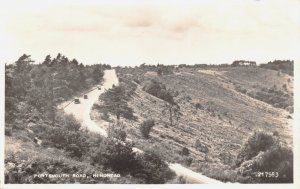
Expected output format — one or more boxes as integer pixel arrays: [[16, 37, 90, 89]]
[[5, 53, 110, 131]]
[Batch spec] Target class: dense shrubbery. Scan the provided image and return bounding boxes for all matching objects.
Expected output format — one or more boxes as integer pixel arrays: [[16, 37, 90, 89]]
[[142, 79, 175, 104], [118, 77, 138, 97], [134, 151, 176, 183], [5, 54, 109, 129], [96, 84, 137, 121], [4, 149, 114, 184], [248, 86, 292, 111], [139, 119, 155, 138], [236, 131, 293, 183], [90, 139, 175, 183], [236, 131, 276, 167], [233, 82, 293, 112], [260, 60, 293, 76], [156, 64, 174, 76], [196, 162, 247, 183], [26, 113, 97, 159], [90, 138, 137, 173], [107, 123, 127, 141]]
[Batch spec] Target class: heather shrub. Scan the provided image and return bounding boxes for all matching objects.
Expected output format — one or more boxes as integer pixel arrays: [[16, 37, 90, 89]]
[[180, 147, 190, 156], [236, 131, 293, 183], [236, 131, 276, 167], [142, 80, 175, 104], [107, 123, 127, 141], [139, 119, 155, 138]]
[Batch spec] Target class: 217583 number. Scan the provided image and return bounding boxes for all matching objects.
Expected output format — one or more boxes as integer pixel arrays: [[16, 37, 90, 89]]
[[255, 172, 279, 178]]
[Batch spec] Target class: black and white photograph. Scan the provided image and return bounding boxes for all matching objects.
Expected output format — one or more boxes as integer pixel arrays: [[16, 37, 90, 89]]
[[0, 0, 299, 188]]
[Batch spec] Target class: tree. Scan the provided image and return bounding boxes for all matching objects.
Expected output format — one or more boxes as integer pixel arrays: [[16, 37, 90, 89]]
[[13, 54, 33, 100], [42, 55, 52, 67], [15, 54, 34, 72], [98, 84, 135, 120], [139, 119, 155, 138], [143, 79, 180, 126], [156, 67, 163, 76], [163, 103, 180, 126], [143, 80, 175, 104], [70, 58, 79, 66], [92, 66, 104, 83], [5, 66, 16, 124]]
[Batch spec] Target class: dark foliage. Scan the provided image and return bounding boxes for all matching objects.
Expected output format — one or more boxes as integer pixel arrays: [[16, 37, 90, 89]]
[[260, 60, 293, 76], [5, 54, 108, 128], [90, 139, 138, 173], [97, 84, 137, 120], [139, 119, 155, 138], [180, 147, 190, 156], [236, 131, 293, 183], [142, 79, 175, 104], [107, 123, 127, 141], [236, 131, 276, 167], [133, 151, 176, 183], [248, 86, 292, 111]]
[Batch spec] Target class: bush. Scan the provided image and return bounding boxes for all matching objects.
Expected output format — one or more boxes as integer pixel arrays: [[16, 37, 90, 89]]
[[90, 139, 175, 183], [107, 123, 127, 141], [133, 151, 176, 183], [239, 144, 293, 183], [5, 152, 110, 184], [63, 114, 81, 131], [236, 131, 293, 183], [140, 119, 155, 138], [236, 131, 276, 167], [90, 138, 137, 173], [44, 127, 89, 158], [248, 87, 292, 110], [195, 139, 209, 153], [142, 80, 175, 104], [180, 147, 190, 156], [184, 157, 193, 166], [195, 103, 204, 110], [235, 85, 247, 94], [37, 116, 92, 159]]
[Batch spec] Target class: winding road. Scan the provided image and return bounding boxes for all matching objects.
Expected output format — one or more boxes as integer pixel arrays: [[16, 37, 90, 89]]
[[62, 69, 222, 184]]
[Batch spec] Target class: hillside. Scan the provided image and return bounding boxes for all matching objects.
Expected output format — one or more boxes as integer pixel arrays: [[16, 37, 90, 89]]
[[5, 56, 177, 184], [4, 55, 158, 184], [5, 56, 293, 183], [102, 66, 293, 182]]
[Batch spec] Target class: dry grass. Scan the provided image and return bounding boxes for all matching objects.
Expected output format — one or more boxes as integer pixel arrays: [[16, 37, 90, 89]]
[[113, 66, 293, 182]]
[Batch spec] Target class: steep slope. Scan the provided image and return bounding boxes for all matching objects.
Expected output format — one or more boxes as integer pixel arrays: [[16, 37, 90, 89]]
[[112, 66, 292, 182]]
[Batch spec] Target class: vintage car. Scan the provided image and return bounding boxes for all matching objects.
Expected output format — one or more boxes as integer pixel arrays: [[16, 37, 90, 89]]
[[74, 98, 80, 104]]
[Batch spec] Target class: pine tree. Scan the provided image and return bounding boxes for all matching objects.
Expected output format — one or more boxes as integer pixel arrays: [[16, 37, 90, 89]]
[[98, 84, 134, 120]]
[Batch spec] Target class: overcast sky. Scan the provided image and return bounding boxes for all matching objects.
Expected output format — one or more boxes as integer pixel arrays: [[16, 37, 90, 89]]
[[0, 0, 300, 66]]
